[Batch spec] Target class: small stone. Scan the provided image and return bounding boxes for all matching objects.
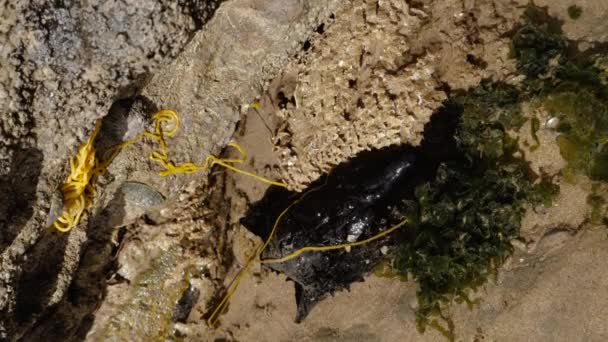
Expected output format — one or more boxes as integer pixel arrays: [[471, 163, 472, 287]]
[[545, 117, 560, 130], [160, 208, 172, 218], [121, 182, 165, 207], [409, 297, 418, 310], [511, 239, 527, 252]]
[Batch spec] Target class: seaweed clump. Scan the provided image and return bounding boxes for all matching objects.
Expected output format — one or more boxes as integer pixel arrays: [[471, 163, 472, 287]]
[[511, 5, 566, 79], [546, 90, 608, 180], [395, 4, 608, 337], [392, 82, 557, 338]]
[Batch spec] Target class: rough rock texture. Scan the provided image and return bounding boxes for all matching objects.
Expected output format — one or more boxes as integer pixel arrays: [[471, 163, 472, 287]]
[[273, 0, 526, 189], [82, 197, 217, 342], [104, 0, 346, 207], [3, 0, 608, 340], [0, 0, 345, 340], [0, 0, 219, 244], [0, 0, 222, 339]]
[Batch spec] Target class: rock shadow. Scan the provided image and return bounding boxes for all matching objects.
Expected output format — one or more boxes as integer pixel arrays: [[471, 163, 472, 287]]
[[17, 191, 128, 341], [0, 147, 43, 250]]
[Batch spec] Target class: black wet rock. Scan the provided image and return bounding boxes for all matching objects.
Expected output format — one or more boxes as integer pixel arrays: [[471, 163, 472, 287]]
[[241, 146, 421, 322], [173, 284, 200, 323], [241, 109, 458, 322]]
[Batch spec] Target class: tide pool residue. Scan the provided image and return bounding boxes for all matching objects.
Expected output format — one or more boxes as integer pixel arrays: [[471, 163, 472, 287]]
[[512, 5, 608, 182]]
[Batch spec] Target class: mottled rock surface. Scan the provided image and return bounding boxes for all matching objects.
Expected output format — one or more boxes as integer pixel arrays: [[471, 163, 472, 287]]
[[272, 0, 524, 189], [0, 0, 343, 340], [2, 0, 608, 341], [0, 1, 222, 339]]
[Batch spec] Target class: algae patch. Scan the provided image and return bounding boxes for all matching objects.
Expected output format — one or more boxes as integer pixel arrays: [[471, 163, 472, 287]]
[[511, 5, 566, 79], [511, 5, 608, 181], [393, 5, 608, 338], [391, 87, 558, 339], [567, 5, 583, 20], [94, 246, 188, 341], [587, 190, 607, 225], [546, 91, 608, 180]]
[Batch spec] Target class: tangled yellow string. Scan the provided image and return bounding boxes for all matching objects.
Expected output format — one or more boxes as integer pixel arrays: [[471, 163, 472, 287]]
[[50, 121, 104, 232], [49, 109, 287, 233]]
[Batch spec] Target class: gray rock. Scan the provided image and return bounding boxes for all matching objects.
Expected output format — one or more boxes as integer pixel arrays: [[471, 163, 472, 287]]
[[0, 0, 343, 340], [0, 0, 221, 339]]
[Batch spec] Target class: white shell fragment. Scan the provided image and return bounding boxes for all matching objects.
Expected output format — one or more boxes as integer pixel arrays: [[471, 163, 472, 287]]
[[545, 116, 560, 130]]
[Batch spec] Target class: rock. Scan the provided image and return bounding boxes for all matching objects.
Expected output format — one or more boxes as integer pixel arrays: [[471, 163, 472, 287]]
[[0, 0, 345, 339], [0, 0, 221, 339]]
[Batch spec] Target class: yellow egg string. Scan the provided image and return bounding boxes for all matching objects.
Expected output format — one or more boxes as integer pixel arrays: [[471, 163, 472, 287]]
[[260, 218, 408, 265], [49, 109, 287, 233], [51, 120, 103, 233]]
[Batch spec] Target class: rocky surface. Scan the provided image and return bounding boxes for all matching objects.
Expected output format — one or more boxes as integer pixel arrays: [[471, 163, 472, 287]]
[[1, 0, 608, 341], [272, 0, 526, 189], [207, 228, 608, 341], [0, 0, 219, 244], [0, 1, 223, 339], [204, 1, 608, 341], [1, 0, 344, 340]]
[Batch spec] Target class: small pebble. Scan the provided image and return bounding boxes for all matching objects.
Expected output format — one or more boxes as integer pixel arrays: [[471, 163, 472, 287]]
[[160, 208, 172, 217], [121, 182, 165, 207], [380, 246, 389, 255], [409, 297, 418, 310], [511, 239, 527, 252], [545, 116, 560, 129]]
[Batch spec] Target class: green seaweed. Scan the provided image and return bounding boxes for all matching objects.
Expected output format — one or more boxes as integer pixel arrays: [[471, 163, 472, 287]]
[[530, 172, 561, 206], [393, 87, 557, 338], [511, 5, 566, 78], [546, 91, 608, 180], [510, 3, 608, 181], [388, 3, 608, 339], [588, 192, 606, 224], [529, 117, 541, 151], [587, 183, 608, 224], [568, 5, 583, 20]]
